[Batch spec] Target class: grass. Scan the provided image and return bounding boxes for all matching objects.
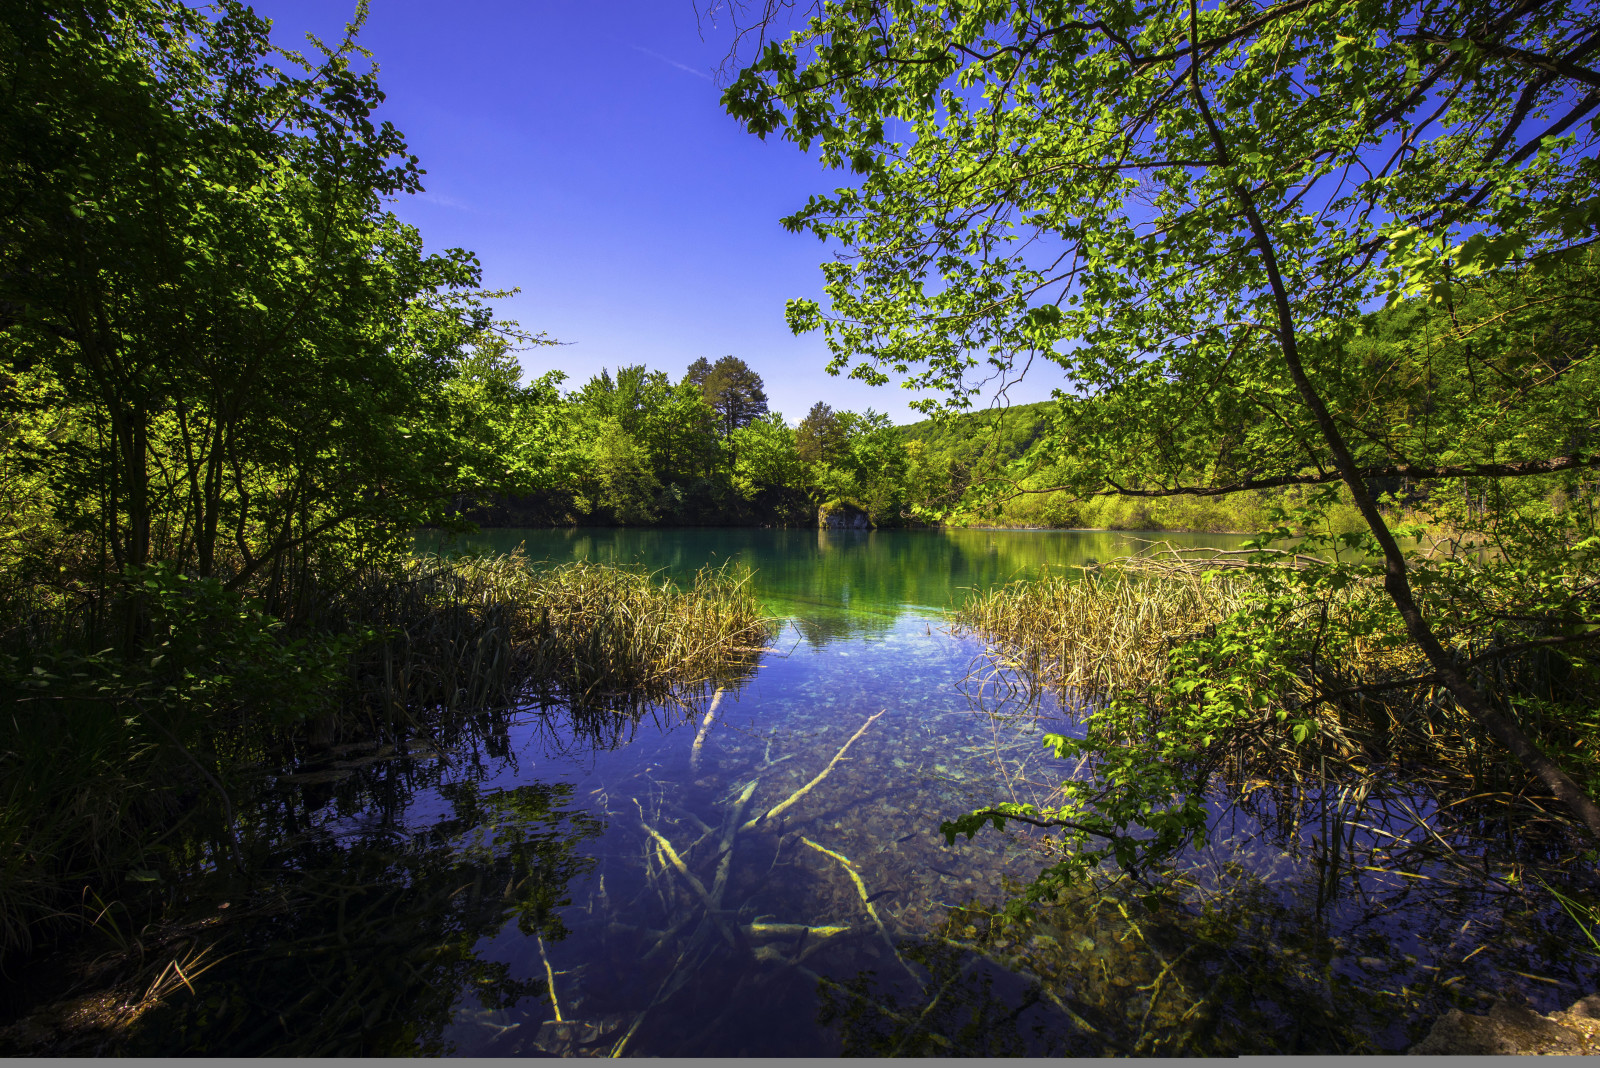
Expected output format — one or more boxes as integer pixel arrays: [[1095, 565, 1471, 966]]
[[952, 559, 1252, 702], [0, 550, 773, 966], [332, 551, 771, 729], [950, 553, 1600, 886]]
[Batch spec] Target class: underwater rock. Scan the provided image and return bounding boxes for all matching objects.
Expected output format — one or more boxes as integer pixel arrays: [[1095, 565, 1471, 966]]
[[1409, 992, 1600, 1055]]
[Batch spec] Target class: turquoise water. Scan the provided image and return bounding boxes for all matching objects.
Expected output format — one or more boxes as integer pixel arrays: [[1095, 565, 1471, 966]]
[[106, 528, 1598, 1055], [417, 525, 1243, 643]]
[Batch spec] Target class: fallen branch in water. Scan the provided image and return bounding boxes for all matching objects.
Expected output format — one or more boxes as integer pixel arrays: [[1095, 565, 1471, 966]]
[[741, 710, 886, 833], [712, 780, 758, 905], [639, 821, 743, 951], [536, 932, 563, 1023], [690, 687, 726, 771], [795, 965, 952, 1048], [801, 835, 921, 987]]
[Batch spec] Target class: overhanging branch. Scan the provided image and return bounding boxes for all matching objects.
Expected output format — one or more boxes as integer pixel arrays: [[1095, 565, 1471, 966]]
[[1019, 453, 1600, 500], [1401, 31, 1600, 90]]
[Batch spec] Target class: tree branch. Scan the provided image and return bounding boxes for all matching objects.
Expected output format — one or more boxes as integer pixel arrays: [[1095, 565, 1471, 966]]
[[1008, 453, 1600, 500], [1401, 31, 1600, 90]]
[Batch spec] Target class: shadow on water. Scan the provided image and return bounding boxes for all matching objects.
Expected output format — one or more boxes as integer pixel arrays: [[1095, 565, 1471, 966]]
[[54, 702, 611, 1056], [11, 529, 1599, 1056]]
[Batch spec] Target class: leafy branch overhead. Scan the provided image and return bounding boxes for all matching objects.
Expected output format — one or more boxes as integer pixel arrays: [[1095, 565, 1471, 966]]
[[721, 0, 1600, 846]]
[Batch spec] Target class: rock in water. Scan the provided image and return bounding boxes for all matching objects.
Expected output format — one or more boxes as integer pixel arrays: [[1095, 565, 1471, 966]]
[[1410, 992, 1600, 1055]]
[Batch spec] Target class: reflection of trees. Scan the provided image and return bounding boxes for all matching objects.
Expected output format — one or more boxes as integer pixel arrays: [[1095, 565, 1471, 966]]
[[435, 527, 1248, 627], [787, 611, 896, 649], [125, 776, 602, 1055]]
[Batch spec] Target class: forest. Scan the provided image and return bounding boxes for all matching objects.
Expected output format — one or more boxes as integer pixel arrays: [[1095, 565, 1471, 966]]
[[4, 0, 1600, 1055]]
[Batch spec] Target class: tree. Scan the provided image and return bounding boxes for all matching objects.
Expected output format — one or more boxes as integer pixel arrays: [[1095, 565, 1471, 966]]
[[684, 356, 714, 390], [640, 380, 721, 485], [841, 409, 911, 523], [0, 0, 533, 616], [691, 355, 769, 438], [730, 411, 807, 515], [723, 0, 1600, 838], [796, 401, 846, 467]]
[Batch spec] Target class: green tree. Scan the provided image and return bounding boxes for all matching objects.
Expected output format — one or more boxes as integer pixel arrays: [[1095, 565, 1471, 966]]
[[840, 408, 911, 524], [730, 410, 807, 515], [641, 379, 721, 485], [724, 0, 1600, 838], [796, 401, 847, 467], [0, 0, 531, 613], [691, 355, 770, 439]]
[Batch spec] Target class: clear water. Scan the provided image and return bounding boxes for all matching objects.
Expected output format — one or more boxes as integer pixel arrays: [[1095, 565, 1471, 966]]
[[117, 528, 1598, 1056]]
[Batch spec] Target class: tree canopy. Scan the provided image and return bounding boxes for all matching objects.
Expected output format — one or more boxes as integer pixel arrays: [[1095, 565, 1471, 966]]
[[1, 0, 542, 609], [722, 0, 1600, 841], [687, 354, 770, 438]]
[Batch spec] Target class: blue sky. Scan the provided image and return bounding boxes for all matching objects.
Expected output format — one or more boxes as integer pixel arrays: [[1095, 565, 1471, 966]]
[[253, 0, 1056, 424]]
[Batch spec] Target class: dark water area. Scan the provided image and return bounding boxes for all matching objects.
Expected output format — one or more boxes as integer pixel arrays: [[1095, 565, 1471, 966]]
[[66, 529, 1600, 1055]]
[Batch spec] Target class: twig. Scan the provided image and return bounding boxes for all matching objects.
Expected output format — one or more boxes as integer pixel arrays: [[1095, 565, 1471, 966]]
[[741, 710, 886, 833], [801, 836, 922, 987], [536, 932, 563, 1022], [742, 921, 855, 941], [793, 965, 953, 1048], [639, 822, 742, 950], [711, 780, 759, 906], [932, 936, 1130, 1054], [890, 956, 979, 1056]]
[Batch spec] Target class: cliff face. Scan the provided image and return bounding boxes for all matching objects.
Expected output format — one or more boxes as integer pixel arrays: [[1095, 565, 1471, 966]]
[[817, 501, 871, 529]]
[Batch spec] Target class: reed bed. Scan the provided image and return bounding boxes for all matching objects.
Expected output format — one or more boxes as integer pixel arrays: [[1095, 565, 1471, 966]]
[[950, 556, 1598, 888], [952, 561, 1253, 704], [335, 552, 772, 727], [0, 551, 772, 967]]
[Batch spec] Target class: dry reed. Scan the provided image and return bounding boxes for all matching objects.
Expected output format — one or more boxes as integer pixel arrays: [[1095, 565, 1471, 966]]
[[335, 551, 773, 728], [952, 561, 1252, 704]]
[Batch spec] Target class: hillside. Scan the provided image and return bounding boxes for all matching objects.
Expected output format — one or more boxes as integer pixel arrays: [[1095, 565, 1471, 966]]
[[897, 400, 1055, 472]]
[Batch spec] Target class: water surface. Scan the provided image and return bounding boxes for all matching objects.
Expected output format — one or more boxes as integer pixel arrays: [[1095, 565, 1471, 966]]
[[122, 528, 1597, 1056]]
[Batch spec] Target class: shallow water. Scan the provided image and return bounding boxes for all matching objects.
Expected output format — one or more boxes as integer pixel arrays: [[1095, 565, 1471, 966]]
[[108, 528, 1600, 1055]]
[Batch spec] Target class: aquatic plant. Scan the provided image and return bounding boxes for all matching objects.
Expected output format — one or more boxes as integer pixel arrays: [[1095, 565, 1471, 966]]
[[946, 538, 1600, 899], [0, 551, 772, 966], [332, 551, 771, 727]]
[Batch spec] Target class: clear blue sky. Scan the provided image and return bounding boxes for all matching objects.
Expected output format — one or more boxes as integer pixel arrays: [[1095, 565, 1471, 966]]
[[253, 0, 1055, 425]]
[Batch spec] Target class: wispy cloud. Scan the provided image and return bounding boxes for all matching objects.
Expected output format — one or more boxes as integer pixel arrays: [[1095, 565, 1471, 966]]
[[415, 190, 478, 213], [630, 44, 712, 81]]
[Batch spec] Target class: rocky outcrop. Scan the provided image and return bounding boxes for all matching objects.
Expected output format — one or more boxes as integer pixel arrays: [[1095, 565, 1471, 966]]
[[1410, 993, 1600, 1055], [818, 501, 870, 529]]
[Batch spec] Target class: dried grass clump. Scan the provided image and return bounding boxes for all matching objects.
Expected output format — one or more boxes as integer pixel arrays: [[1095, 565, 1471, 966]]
[[952, 561, 1252, 703], [337, 551, 773, 725]]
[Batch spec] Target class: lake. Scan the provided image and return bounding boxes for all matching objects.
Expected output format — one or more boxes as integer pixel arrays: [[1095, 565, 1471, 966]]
[[109, 528, 1597, 1055]]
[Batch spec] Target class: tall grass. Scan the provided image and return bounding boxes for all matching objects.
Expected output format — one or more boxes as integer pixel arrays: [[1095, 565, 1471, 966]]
[[0, 551, 772, 963], [953, 562, 1252, 702], [951, 556, 1598, 878], [333, 552, 771, 727]]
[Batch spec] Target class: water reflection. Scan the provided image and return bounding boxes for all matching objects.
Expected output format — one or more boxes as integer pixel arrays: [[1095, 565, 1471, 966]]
[[419, 526, 1246, 644], [127, 765, 603, 1055], [38, 529, 1599, 1056]]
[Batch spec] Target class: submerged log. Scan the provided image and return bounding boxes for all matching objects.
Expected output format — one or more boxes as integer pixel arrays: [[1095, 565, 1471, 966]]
[[689, 687, 726, 771]]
